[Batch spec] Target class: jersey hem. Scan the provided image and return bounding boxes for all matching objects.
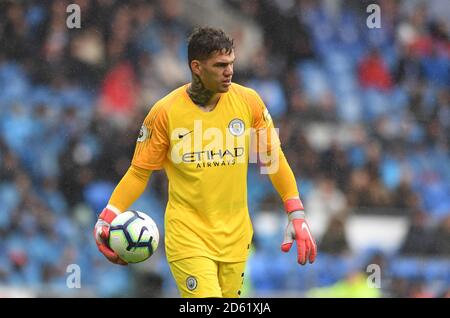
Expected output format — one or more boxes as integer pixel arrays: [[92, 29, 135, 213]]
[[167, 251, 249, 264]]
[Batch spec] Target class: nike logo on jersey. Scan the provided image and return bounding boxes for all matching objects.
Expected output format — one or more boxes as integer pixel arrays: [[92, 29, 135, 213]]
[[178, 130, 193, 139]]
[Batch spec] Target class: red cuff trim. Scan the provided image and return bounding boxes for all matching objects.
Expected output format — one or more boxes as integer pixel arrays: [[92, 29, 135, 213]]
[[284, 198, 304, 213], [99, 208, 117, 224]]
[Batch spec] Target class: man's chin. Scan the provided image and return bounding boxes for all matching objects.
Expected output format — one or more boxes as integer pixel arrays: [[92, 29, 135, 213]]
[[219, 85, 231, 93]]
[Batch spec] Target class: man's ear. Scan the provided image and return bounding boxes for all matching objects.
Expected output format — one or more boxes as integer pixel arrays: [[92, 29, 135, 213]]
[[191, 60, 202, 76]]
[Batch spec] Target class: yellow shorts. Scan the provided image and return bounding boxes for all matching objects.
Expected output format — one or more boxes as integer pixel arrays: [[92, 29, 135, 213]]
[[169, 256, 247, 298]]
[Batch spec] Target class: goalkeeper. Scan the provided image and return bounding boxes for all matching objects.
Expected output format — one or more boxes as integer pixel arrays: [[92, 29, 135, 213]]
[[94, 27, 316, 298]]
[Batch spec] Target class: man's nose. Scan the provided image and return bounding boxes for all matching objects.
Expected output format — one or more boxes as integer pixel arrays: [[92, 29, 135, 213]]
[[224, 64, 233, 77]]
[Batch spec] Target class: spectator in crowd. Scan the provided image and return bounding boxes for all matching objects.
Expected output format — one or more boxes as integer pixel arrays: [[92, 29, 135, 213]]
[[358, 48, 393, 91], [319, 215, 350, 256], [432, 215, 450, 256], [306, 176, 347, 239], [399, 209, 435, 256]]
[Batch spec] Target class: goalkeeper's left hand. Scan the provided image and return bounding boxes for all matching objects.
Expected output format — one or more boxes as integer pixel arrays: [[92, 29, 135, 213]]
[[281, 198, 317, 265], [94, 206, 128, 266]]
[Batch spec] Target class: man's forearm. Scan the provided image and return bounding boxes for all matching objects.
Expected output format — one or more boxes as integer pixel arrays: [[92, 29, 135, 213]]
[[267, 148, 300, 203], [108, 164, 153, 212]]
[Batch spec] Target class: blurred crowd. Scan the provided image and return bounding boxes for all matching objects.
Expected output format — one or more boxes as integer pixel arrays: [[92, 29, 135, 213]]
[[0, 0, 449, 297]]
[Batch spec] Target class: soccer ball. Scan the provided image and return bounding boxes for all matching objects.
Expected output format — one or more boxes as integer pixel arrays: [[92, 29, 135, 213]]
[[109, 210, 159, 263]]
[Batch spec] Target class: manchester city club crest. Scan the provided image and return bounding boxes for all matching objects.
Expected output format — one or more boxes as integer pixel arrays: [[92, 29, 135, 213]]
[[186, 276, 197, 291], [228, 118, 245, 136]]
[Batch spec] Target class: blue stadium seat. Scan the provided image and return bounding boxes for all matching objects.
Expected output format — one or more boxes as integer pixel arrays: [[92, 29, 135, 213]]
[[83, 181, 116, 215], [389, 258, 422, 279], [0, 63, 29, 106], [423, 259, 450, 283], [296, 61, 330, 104]]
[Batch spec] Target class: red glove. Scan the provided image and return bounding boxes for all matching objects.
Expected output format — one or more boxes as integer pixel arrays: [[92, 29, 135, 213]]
[[281, 199, 317, 265], [94, 206, 127, 265]]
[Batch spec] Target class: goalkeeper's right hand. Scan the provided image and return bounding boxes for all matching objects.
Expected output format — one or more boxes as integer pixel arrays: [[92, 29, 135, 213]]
[[281, 198, 317, 265], [94, 206, 128, 265]]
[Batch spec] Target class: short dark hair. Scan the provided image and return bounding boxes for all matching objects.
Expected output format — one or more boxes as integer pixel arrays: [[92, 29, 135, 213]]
[[187, 27, 234, 69]]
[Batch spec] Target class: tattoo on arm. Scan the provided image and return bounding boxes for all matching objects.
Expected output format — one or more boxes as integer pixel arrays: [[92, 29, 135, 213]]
[[187, 74, 214, 107]]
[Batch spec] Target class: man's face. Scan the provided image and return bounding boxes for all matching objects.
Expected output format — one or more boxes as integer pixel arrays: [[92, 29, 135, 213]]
[[195, 49, 235, 93]]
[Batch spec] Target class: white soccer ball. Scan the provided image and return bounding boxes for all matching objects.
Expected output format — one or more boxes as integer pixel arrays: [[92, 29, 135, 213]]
[[109, 210, 159, 263]]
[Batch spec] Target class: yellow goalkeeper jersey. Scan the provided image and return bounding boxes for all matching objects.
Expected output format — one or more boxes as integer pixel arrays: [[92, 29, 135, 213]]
[[132, 83, 279, 262]]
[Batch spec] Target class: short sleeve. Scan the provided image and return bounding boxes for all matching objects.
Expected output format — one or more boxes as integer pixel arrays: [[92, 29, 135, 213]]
[[247, 88, 280, 153], [131, 103, 169, 170]]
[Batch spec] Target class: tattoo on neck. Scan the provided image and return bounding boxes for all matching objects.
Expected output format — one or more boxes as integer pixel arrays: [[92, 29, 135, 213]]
[[187, 75, 214, 106]]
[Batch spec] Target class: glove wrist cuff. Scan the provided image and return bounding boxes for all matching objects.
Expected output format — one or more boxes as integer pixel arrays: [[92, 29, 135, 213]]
[[288, 210, 305, 221], [99, 206, 119, 224], [284, 198, 304, 214]]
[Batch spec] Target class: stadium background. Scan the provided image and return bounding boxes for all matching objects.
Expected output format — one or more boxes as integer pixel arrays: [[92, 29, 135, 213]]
[[0, 0, 449, 297]]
